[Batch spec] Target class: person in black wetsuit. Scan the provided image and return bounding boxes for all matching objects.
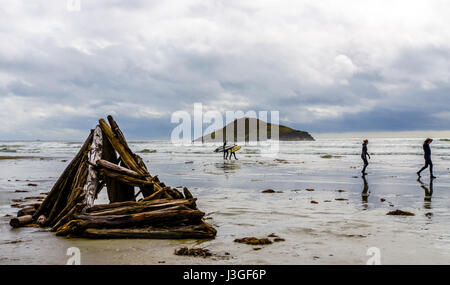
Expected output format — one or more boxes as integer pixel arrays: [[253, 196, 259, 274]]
[[417, 138, 436, 179], [229, 149, 238, 160], [223, 140, 228, 159], [361, 139, 371, 175]]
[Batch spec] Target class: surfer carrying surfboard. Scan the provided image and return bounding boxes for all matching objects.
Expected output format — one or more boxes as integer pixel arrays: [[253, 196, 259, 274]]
[[214, 142, 241, 160], [225, 144, 240, 160], [223, 140, 228, 159], [228, 149, 238, 160]]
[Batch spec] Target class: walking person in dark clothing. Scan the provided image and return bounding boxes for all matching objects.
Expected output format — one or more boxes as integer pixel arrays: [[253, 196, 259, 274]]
[[361, 139, 371, 175], [223, 140, 228, 159], [229, 150, 238, 160], [417, 138, 436, 179]]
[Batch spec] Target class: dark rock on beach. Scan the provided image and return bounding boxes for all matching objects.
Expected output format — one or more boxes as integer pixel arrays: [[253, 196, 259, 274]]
[[321, 155, 343, 159], [387, 210, 415, 216], [274, 159, 289, 164], [234, 237, 272, 245], [346, 234, 366, 238], [24, 196, 45, 200], [1, 240, 24, 245], [137, 149, 157, 153], [174, 247, 212, 258], [274, 238, 285, 242], [262, 189, 282, 193]]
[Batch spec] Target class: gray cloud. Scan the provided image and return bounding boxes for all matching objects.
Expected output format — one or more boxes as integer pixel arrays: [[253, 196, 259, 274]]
[[1, 0, 450, 139]]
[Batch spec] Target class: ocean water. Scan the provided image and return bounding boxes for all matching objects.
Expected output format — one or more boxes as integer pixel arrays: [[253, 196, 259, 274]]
[[1, 138, 450, 264]]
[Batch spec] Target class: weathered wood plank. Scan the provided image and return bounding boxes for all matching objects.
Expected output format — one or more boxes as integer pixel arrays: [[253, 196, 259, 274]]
[[107, 115, 149, 173], [99, 169, 154, 187], [33, 130, 93, 220], [10, 215, 33, 228], [101, 136, 135, 203], [183, 187, 194, 199], [46, 150, 88, 226], [99, 119, 146, 176], [86, 201, 138, 213], [85, 198, 182, 213], [103, 115, 161, 198], [83, 125, 103, 209], [17, 206, 36, 217], [107, 115, 130, 149], [56, 208, 204, 235], [96, 159, 144, 178], [51, 203, 84, 232], [142, 187, 166, 201], [81, 222, 217, 239], [47, 186, 84, 227], [89, 198, 197, 216]]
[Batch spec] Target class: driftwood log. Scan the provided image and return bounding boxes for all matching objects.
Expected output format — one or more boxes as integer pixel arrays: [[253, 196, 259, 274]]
[[88, 199, 197, 216], [17, 206, 36, 217], [10, 215, 33, 228], [33, 130, 93, 222], [83, 125, 103, 209], [56, 208, 204, 236], [81, 222, 217, 239], [101, 135, 135, 203], [11, 115, 216, 240]]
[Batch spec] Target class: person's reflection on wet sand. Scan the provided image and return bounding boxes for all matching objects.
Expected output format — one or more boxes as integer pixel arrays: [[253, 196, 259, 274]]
[[417, 177, 433, 210], [215, 161, 240, 173], [362, 175, 369, 209]]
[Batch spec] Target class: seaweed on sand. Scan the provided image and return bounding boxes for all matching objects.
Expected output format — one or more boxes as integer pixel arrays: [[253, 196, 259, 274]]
[[234, 237, 272, 245], [320, 155, 343, 159], [174, 247, 212, 258], [386, 210, 415, 216]]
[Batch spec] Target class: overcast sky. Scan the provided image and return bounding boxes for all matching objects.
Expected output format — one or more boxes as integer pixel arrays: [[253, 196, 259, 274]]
[[1, 0, 450, 140]]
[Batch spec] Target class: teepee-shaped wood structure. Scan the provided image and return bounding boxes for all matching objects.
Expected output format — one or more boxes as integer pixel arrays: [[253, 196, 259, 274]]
[[10, 115, 216, 239]]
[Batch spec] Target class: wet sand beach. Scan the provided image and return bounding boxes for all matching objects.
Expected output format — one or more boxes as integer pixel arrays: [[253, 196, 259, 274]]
[[1, 139, 450, 264]]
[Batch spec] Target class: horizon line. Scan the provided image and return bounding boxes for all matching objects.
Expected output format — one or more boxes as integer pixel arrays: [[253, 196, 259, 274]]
[[1, 129, 450, 142]]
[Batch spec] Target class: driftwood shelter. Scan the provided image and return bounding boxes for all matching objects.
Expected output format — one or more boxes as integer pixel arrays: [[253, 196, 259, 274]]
[[10, 115, 217, 239]]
